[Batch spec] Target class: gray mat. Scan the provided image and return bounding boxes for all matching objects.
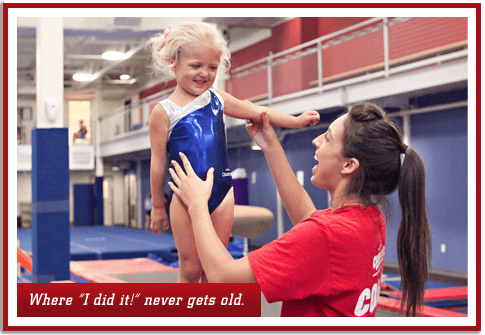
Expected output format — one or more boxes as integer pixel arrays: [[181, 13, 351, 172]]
[[109, 271, 282, 317], [110, 271, 180, 284]]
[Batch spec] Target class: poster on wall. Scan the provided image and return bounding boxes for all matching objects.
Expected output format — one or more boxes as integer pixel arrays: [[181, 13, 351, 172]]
[[69, 144, 95, 170]]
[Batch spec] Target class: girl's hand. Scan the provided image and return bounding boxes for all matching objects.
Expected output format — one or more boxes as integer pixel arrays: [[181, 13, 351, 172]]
[[150, 207, 169, 235], [245, 111, 279, 151], [168, 153, 214, 211], [298, 111, 320, 127]]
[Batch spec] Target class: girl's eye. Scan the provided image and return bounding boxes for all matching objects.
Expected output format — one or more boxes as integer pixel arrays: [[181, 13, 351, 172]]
[[191, 65, 200, 68]]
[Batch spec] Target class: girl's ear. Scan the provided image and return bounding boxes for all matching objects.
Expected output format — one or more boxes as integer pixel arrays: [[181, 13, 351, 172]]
[[342, 158, 360, 175]]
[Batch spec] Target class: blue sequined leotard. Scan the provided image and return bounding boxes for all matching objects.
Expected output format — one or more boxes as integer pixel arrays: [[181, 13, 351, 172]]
[[159, 89, 232, 214]]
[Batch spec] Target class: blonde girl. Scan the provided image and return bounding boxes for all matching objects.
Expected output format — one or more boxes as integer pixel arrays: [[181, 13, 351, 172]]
[[148, 22, 320, 283]]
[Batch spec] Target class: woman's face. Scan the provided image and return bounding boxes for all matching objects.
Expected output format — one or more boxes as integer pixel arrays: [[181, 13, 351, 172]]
[[310, 114, 349, 191]]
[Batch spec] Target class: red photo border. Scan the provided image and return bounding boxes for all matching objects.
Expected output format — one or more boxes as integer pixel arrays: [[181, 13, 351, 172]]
[[4, 2, 481, 332]]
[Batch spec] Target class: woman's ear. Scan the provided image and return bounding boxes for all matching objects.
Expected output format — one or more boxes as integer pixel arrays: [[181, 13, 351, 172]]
[[342, 158, 360, 175]]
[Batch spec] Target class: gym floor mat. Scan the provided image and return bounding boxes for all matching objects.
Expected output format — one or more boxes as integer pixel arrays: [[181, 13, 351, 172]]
[[17, 226, 177, 260]]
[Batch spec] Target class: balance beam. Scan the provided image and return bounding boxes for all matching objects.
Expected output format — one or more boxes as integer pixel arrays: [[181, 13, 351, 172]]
[[232, 205, 274, 239]]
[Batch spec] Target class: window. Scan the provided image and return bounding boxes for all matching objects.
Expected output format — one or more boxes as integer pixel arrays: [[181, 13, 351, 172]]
[[68, 101, 91, 145]]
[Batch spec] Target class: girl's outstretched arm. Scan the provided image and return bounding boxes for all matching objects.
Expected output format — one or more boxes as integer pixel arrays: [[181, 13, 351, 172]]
[[168, 153, 258, 284], [216, 89, 320, 128]]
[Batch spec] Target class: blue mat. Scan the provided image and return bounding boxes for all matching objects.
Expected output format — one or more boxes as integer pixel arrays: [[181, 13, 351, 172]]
[[17, 226, 177, 261]]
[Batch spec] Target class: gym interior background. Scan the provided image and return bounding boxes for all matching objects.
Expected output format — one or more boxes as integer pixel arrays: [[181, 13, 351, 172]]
[[15, 14, 472, 316]]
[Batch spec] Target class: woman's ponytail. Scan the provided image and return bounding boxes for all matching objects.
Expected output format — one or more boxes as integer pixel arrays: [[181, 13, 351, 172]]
[[397, 146, 432, 316]]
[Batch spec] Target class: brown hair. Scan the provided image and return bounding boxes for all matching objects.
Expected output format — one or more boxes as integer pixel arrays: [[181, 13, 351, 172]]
[[341, 102, 432, 316]]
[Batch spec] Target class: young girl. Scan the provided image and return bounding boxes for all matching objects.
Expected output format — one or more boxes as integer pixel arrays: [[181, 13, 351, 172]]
[[147, 22, 320, 283]]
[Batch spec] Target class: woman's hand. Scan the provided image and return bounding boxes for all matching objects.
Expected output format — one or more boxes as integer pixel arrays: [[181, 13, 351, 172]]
[[298, 110, 320, 127], [245, 111, 280, 151], [168, 152, 214, 211]]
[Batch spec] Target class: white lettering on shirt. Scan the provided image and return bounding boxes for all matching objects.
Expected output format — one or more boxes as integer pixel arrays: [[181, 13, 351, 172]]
[[354, 282, 380, 316], [354, 245, 385, 316], [373, 245, 385, 273]]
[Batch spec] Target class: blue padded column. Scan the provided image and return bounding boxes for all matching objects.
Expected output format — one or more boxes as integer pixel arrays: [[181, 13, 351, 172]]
[[31, 128, 70, 283], [94, 177, 104, 226]]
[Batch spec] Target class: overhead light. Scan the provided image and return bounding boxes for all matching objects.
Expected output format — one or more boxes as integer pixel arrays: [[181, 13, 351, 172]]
[[112, 166, 120, 172], [73, 73, 95, 82], [120, 74, 130, 80], [102, 51, 125, 61]]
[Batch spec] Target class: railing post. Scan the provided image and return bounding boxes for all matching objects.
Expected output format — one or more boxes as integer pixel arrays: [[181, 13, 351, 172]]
[[267, 51, 273, 101], [402, 114, 410, 146], [317, 40, 323, 91], [383, 17, 390, 78]]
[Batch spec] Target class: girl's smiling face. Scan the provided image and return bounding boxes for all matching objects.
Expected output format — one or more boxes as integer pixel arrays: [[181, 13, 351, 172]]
[[174, 42, 221, 97]]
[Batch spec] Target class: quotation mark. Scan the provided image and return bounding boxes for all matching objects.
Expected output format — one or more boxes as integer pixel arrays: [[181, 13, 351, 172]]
[[79, 293, 85, 298]]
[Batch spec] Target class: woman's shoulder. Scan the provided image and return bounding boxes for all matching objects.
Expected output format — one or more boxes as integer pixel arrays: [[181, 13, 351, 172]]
[[310, 206, 385, 229]]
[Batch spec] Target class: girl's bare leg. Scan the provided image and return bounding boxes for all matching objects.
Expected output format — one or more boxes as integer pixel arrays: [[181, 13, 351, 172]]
[[170, 195, 203, 283], [170, 188, 235, 283]]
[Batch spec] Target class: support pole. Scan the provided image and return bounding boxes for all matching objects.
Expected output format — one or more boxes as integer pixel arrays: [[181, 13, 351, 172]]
[[31, 17, 70, 282]]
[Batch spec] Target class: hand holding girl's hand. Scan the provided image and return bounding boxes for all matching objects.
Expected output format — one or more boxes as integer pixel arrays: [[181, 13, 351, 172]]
[[168, 152, 214, 211], [245, 111, 279, 151], [298, 111, 320, 127]]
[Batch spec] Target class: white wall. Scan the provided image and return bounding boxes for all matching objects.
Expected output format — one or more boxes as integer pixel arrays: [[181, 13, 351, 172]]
[[17, 171, 32, 217], [112, 172, 125, 224]]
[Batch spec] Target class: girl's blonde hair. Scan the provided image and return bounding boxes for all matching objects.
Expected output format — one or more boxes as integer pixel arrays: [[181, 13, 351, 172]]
[[148, 22, 231, 82]]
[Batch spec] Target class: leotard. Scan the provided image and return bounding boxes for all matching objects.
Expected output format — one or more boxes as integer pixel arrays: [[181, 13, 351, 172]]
[[159, 89, 232, 214]]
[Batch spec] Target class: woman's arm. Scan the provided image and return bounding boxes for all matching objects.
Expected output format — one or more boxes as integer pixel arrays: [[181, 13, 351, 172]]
[[148, 104, 170, 233], [246, 112, 316, 225], [216, 89, 319, 128], [168, 153, 257, 283]]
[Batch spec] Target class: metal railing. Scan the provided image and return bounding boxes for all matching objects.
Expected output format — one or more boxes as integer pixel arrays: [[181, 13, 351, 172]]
[[98, 87, 175, 142], [99, 17, 468, 144]]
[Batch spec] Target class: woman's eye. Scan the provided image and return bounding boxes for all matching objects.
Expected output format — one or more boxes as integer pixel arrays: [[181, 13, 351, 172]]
[[324, 134, 329, 142]]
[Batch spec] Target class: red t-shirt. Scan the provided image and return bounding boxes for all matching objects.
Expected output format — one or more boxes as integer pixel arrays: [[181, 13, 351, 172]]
[[248, 205, 386, 317]]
